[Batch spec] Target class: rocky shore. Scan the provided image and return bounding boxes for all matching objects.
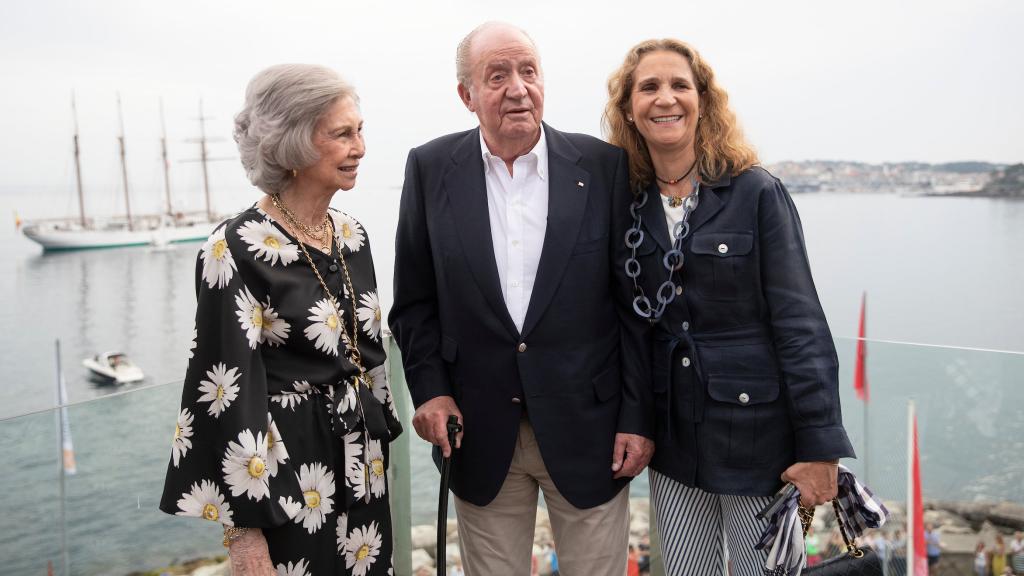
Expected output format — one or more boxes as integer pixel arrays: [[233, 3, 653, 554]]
[[147, 498, 1024, 576]]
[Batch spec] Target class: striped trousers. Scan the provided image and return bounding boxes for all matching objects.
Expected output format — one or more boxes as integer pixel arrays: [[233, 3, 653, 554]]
[[650, 469, 785, 576]]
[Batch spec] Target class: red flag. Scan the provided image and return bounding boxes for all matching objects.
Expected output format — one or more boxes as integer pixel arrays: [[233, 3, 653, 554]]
[[908, 404, 928, 576], [854, 293, 868, 401]]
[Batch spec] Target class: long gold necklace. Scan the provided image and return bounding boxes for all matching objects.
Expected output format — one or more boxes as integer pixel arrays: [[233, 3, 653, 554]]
[[286, 209, 380, 500], [271, 193, 332, 252]]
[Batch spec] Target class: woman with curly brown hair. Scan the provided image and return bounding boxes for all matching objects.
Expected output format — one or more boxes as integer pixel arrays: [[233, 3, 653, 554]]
[[605, 39, 855, 575]]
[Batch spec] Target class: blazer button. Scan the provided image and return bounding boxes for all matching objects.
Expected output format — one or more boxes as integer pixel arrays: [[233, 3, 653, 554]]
[[681, 356, 691, 368], [675, 285, 683, 296], [511, 397, 522, 404], [329, 264, 339, 272], [681, 321, 690, 332], [738, 392, 750, 405], [718, 243, 729, 254], [518, 343, 527, 353]]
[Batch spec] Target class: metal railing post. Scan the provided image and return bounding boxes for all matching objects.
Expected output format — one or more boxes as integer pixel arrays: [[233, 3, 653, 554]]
[[385, 334, 413, 576]]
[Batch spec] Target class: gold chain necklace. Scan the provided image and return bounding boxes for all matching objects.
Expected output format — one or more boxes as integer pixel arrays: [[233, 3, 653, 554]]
[[271, 193, 332, 252], [283, 209, 377, 501]]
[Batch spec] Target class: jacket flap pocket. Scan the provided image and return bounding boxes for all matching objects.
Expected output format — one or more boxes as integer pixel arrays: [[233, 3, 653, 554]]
[[441, 335, 458, 363], [593, 364, 621, 402], [691, 231, 753, 257], [707, 374, 779, 405]]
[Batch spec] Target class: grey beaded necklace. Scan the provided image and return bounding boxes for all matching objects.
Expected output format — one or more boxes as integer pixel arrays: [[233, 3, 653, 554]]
[[623, 176, 700, 321]]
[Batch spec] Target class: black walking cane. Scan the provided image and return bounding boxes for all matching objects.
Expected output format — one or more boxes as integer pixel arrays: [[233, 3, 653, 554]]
[[437, 415, 462, 576]]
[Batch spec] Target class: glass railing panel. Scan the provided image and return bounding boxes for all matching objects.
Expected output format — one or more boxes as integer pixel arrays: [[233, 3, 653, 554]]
[[1, 337, 1020, 575], [0, 381, 225, 576]]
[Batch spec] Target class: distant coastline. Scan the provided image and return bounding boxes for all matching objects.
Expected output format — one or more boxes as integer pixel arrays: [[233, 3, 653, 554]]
[[766, 160, 1024, 198]]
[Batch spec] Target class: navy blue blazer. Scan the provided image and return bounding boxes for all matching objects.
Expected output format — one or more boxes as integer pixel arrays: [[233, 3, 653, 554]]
[[629, 167, 855, 497], [389, 125, 651, 508]]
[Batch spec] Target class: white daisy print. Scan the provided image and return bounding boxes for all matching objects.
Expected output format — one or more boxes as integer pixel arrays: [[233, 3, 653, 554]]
[[171, 408, 194, 468], [343, 431, 367, 501], [200, 226, 236, 289], [176, 479, 233, 526], [337, 382, 357, 415], [270, 380, 312, 410], [235, 288, 291, 349], [196, 363, 241, 418], [366, 438, 386, 499], [332, 211, 366, 253], [222, 429, 271, 501], [237, 218, 299, 266], [336, 512, 349, 554], [278, 495, 302, 519], [365, 364, 399, 421], [356, 291, 382, 341], [266, 415, 290, 477], [294, 462, 335, 534], [304, 298, 343, 356], [344, 521, 383, 576], [364, 364, 388, 406], [275, 559, 311, 576]]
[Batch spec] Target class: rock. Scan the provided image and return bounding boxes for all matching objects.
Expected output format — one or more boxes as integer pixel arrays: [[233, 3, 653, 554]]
[[190, 563, 229, 576], [447, 518, 459, 541], [411, 547, 435, 571], [411, 524, 436, 553], [989, 502, 1024, 530], [444, 542, 461, 566]]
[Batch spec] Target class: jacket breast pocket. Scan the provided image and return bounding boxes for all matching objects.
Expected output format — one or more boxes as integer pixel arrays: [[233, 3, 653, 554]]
[[689, 231, 754, 302], [703, 373, 787, 467]]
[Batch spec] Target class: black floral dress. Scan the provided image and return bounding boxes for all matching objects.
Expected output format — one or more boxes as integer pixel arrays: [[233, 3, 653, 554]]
[[159, 205, 402, 576]]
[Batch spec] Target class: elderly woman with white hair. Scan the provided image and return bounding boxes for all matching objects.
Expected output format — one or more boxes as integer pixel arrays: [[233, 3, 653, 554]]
[[160, 64, 401, 575]]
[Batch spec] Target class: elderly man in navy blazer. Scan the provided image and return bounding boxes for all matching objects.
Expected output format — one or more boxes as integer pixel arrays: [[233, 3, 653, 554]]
[[389, 21, 653, 576]]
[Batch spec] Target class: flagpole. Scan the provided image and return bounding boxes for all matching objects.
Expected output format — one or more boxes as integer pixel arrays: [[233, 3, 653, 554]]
[[906, 399, 915, 575], [855, 292, 869, 486], [55, 339, 69, 576], [863, 383, 869, 487]]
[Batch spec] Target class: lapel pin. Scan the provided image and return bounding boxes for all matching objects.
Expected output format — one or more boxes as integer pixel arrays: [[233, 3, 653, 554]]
[[577, 181, 584, 187]]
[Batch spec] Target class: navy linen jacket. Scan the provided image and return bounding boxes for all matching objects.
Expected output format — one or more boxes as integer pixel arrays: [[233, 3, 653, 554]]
[[389, 124, 651, 508], [630, 167, 855, 497]]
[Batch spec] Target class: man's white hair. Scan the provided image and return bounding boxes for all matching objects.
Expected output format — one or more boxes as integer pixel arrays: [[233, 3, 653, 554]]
[[455, 21, 540, 88]]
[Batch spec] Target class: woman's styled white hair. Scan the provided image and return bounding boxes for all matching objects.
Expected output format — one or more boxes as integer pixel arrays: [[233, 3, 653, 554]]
[[234, 64, 357, 195]]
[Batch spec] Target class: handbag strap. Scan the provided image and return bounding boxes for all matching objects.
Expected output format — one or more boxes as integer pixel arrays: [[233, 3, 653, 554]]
[[799, 500, 866, 559]]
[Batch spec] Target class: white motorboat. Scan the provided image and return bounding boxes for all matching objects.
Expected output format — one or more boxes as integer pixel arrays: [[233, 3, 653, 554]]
[[82, 352, 145, 384]]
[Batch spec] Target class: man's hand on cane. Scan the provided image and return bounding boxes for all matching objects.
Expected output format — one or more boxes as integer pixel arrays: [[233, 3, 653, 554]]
[[413, 395, 463, 458]]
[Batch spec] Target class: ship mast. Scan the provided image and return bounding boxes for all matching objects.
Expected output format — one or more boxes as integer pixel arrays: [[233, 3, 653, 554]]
[[71, 93, 86, 227], [160, 97, 173, 217], [116, 93, 134, 231], [198, 99, 213, 221]]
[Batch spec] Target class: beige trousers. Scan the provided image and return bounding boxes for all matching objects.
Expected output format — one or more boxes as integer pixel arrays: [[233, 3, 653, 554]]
[[454, 419, 630, 576]]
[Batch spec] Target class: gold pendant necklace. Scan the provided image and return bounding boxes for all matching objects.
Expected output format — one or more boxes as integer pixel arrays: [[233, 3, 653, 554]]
[[271, 193, 332, 252]]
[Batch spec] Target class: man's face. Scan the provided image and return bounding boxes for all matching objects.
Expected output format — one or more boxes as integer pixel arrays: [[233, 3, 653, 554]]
[[459, 26, 544, 150]]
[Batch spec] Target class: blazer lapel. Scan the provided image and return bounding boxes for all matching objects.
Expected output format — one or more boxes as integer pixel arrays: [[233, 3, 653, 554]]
[[521, 126, 589, 338], [639, 181, 672, 254], [687, 175, 730, 235], [443, 129, 520, 338]]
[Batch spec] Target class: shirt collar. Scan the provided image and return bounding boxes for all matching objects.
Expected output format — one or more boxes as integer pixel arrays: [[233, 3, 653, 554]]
[[479, 125, 548, 181]]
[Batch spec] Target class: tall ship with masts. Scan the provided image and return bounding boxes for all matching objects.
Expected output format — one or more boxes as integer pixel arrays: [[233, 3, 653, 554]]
[[20, 96, 225, 251]]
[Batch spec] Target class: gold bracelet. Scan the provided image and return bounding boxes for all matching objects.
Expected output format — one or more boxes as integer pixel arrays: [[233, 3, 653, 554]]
[[222, 526, 249, 548]]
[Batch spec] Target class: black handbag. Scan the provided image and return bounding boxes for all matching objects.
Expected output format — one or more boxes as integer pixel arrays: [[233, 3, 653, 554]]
[[803, 500, 883, 576]]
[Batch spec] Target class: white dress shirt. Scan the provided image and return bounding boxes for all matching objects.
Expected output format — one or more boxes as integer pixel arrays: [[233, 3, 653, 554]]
[[480, 127, 549, 333]]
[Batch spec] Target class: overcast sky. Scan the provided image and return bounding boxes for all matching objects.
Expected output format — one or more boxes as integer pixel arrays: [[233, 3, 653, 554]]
[[1, 0, 1021, 218]]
